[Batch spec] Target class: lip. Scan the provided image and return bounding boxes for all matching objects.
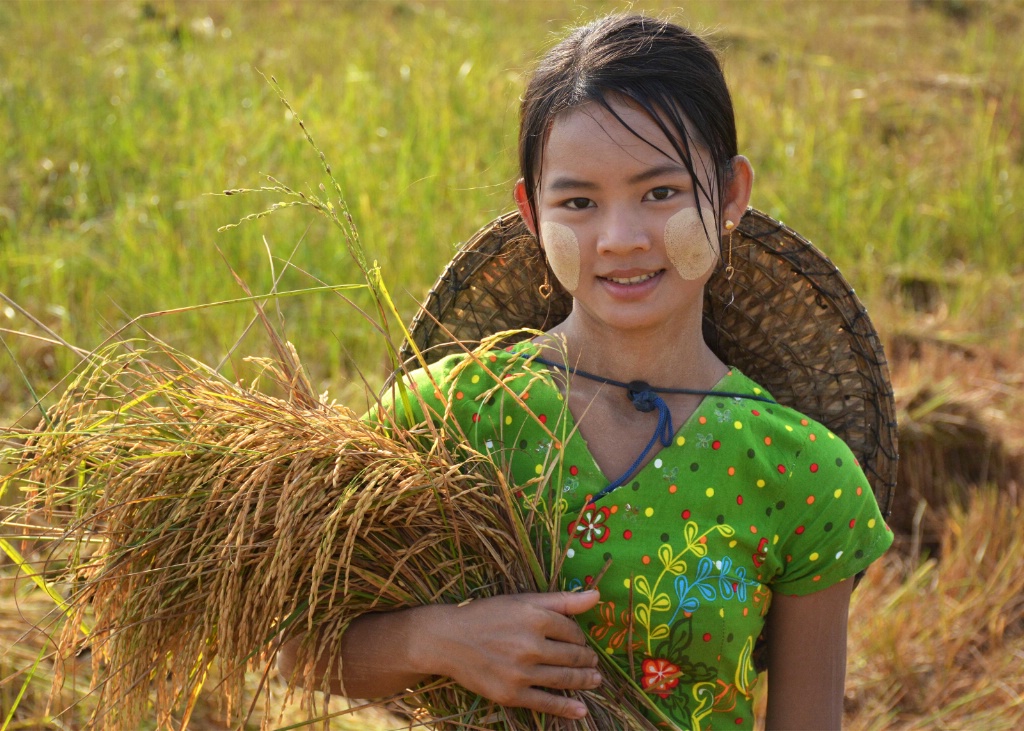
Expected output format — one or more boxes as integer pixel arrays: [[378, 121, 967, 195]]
[[597, 268, 666, 298], [599, 268, 664, 282]]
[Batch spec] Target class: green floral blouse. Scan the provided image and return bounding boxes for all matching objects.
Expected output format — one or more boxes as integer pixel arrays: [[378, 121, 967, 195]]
[[376, 340, 893, 730]]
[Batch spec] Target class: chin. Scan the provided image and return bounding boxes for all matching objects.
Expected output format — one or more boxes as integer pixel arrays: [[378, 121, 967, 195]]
[[574, 307, 684, 337]]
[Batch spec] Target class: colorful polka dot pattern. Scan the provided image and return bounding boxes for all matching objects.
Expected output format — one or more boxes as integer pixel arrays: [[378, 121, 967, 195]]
[[378, 341, 894, 730]]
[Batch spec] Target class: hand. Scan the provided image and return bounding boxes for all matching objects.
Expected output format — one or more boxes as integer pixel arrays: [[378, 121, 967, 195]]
[[410, 590, 603, 719]]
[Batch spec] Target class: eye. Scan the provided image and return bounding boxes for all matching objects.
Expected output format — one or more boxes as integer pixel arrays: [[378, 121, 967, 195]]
[[563, 197, 594, 210], [644, 186, 677, 202]]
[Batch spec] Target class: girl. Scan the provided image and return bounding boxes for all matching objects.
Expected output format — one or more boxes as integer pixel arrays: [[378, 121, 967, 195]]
[[280, 14, 892, 730]]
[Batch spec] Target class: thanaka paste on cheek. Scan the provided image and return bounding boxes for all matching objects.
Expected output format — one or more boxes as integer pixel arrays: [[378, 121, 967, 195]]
[[664, 207, 719, 280], [540, 221, 580, 292]]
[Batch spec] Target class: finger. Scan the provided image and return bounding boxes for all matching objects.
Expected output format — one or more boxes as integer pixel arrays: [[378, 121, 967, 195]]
[[527, 590, 601, 617], [530, 663, 603, 691], [516, 687, 589, 719], [539, 638, 600, 668], [540, 612, 590, 647]]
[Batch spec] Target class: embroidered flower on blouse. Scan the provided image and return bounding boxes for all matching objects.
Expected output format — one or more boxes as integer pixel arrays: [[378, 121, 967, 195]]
[[567, 505, 612, 548], [590, 601, 637, 652], [641, 657, 682, 697], [715, 408, 732, 423], [752, 537, 769, 568], [696, 433, 713, 449]]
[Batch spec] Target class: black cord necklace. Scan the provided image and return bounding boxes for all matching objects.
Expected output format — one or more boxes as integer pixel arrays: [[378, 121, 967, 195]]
[[530, 355, 775, 502]]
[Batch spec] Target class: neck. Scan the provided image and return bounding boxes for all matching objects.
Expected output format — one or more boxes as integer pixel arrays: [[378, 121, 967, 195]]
[[536, 309, 727, 391]]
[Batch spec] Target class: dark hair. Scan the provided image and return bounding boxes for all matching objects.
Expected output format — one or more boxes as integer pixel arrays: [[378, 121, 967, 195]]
[[518, 14, 738, 236]]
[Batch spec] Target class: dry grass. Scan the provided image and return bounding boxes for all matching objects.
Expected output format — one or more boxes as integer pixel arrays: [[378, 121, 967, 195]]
[[0, 572, 398, 731], [832, 311, 1024, 730], [846, 488, 1024, 731], [884, 325, 1024, 555], [1, 337, 666, 730]]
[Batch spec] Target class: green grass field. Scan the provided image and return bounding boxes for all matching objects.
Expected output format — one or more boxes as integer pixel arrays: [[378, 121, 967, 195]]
[[2, 0, 1023, 728], [3, 0, 1021, 421]]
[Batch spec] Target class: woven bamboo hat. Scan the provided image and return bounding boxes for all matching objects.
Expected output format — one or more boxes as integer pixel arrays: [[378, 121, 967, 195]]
[[401, 208, 897, 518]]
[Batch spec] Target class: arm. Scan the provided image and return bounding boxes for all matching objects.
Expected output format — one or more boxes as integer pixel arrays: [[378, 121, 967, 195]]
[[278, 590, 604, 719], [765, 579, 853, 731]]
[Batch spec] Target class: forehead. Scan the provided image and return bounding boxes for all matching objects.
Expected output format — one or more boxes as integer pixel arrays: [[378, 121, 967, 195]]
[[541, 97, 708, 184]]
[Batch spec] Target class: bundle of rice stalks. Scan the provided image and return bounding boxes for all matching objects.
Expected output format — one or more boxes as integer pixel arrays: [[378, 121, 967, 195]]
[[0, 340, 665, 730]]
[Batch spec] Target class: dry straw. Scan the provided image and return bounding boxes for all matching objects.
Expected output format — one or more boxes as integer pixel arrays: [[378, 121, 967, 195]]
[[3, 343, 668, 729], [884, 332, 1023, 554], [845, 488, 1024, 731]]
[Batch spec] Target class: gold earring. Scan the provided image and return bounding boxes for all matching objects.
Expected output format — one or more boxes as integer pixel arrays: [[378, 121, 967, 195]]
[[539, 268, 553, 299], [723, 219, 736, 281]]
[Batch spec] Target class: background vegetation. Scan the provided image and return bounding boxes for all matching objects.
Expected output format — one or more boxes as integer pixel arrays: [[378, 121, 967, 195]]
[[2, 0, 1022, 728]]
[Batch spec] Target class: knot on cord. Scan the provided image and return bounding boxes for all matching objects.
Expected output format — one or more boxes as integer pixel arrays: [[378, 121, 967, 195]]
[[627, 381, 658, 413], [588, 380, 676, 503]]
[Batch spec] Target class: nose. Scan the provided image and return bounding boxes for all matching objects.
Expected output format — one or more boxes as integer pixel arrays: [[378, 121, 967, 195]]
[[596, 204, 651, 255]]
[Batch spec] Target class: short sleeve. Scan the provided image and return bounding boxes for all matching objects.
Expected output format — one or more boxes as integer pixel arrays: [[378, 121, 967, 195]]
[[770, 425, 893, 596], [363, 345, 566, 491], [364, 349, 528, 446], [363, 353, 466, 430]]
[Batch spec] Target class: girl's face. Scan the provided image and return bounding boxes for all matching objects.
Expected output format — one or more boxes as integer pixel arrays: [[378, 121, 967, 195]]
[[515, 97, 751, 336]]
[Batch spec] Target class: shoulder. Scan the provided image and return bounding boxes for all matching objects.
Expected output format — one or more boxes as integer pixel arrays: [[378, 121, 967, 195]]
[[373, 337, 547, 427], [720, 372, 894, 594], [722, 369, 861, 473]]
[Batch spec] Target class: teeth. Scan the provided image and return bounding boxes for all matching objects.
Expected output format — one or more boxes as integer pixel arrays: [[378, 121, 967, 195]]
[[607, 272, 657, 285]]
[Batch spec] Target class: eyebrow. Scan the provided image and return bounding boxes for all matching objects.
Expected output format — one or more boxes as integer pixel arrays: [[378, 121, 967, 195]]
[[627, 163, 691, 185], [546, 163, 691, 192]]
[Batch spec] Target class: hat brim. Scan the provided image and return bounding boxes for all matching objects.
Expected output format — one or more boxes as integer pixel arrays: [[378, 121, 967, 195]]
[[401, 208, 897, 518]]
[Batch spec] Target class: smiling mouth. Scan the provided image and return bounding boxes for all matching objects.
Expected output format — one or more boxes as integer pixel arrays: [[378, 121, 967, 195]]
[[602, 270, 664, 285]]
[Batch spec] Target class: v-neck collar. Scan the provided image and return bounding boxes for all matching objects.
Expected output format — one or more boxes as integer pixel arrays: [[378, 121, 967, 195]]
[[512, 342, 736, 498]]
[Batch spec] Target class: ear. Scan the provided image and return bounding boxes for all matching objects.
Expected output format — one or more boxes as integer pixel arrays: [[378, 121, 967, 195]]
[[513, 179, 538, 237], [721, 155, 754, 231]]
